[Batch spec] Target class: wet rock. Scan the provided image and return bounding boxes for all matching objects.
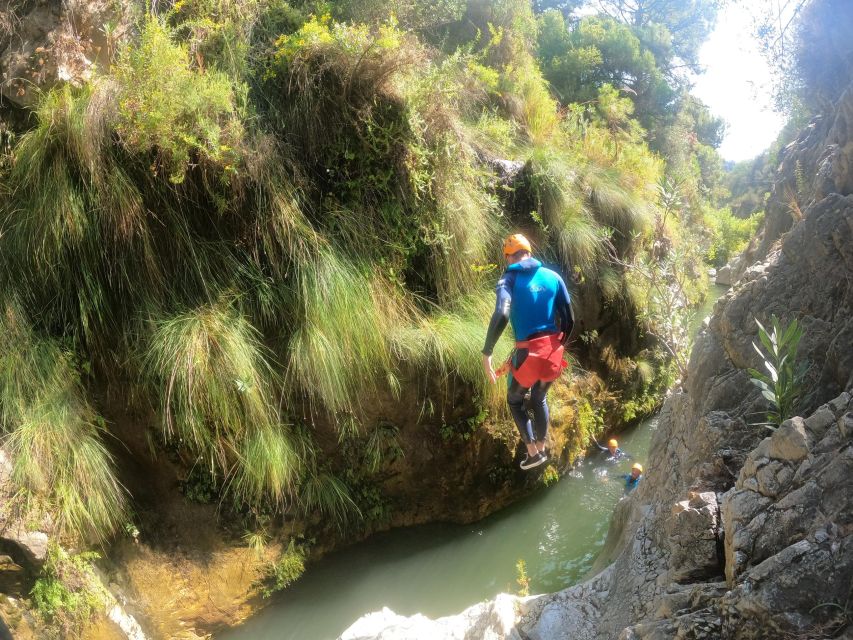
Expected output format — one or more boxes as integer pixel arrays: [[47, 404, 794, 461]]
[[0, 555, 27, 595]]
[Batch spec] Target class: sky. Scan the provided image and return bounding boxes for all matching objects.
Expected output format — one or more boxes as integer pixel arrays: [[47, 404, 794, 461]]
[[691, 3, 787, 162]]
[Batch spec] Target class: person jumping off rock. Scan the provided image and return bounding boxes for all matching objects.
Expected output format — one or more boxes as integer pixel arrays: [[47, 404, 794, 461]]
[[482, 233, 575, 470]]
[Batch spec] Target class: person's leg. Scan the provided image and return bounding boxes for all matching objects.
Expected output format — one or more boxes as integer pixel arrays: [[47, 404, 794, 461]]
[[529, 380, 553, 453], [507, 377, 538, 457]]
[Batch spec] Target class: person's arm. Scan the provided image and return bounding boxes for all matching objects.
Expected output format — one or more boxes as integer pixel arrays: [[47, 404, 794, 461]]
[[555, 275, 574, 346], [482, 272, 513, 356]]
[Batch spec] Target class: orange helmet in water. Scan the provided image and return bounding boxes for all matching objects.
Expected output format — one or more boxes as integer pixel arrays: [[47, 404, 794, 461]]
[[503, 233, 532, 257], [608, 439, 618, 448], [632, 463, 643, 473]]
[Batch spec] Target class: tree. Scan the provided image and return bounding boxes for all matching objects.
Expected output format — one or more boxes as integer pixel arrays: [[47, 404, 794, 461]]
[[592, 0, 720, 71], [537, 12, 674, 119], [740, 0, 853, 113]]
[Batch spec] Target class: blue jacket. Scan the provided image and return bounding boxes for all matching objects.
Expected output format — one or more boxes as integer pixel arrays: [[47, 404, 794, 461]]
[[482, 258, 574, 356], [622, 474, 641, 490]]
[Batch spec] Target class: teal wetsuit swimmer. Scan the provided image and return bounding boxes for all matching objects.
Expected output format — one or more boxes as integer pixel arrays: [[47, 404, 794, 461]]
[[621, 463, 643, 492], [482, 233, 575, 470]]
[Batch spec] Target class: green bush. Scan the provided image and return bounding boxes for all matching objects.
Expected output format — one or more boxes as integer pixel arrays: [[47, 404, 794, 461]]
[[704, 207, 763, 267], [0, 0, 733, 546], [260, 539, 306, 597], [748, 315, 807, 427], [31, 544, 106, 636], [114, 16, 244, 182], [0, 302, 128, 543]]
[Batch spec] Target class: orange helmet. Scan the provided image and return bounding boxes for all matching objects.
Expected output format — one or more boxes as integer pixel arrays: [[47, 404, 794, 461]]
[[608, 439, 618, 448], [503, 233, 532, 257]]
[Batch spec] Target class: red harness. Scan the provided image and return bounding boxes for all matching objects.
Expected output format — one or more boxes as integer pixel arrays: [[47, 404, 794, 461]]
[[511, 332, 568, 387]]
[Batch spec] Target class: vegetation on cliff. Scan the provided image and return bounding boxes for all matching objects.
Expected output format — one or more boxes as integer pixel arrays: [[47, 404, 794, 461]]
[[0, 0, 731, 569]]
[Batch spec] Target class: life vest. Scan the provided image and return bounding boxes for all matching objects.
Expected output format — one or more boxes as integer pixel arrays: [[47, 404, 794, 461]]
[[511, 332, 568, 388]]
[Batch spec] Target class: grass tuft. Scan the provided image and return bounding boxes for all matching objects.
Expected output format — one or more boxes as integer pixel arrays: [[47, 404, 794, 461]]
[[0, 301, 128, 543]]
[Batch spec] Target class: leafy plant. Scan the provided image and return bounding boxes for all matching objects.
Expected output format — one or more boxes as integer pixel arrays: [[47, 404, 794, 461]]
[[114, 16, 243, 182], [541, 465, 559, 487], [364, 424, 404, 474], [515, 558, 531, 597], [259, 539, 306, 598], [748, 315, 807, 427], [31, 544, 106, 636]]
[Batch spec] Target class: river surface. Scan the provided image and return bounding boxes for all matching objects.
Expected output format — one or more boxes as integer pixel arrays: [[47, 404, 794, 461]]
[[222, 285, 726, 640]]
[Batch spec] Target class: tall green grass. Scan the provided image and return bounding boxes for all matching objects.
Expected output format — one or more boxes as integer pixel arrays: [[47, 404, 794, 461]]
[[393, 295, 508, 411], [285, 247, 404, 415], [141, 301, 278, 467], [526, 148, 604, 278], [0, 301, 128, 542], [0, 1, 689, 542]]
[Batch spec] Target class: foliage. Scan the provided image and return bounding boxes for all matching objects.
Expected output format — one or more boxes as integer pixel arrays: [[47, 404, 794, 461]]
[[114, 16, 244, 182], [0, 0, 732, 547], [515, 558, 530, 596], [620, 354, 676, 422], [259, 539, 306, 597], [541, 465, 559, 487], [594, 0, 718, 70], [745, 0, 853, 114], [748, 315, 807, 427], [31, 544, 106, 637], [538, 13, 671, 116], [704, 207, 763, 267], [243, 527, 270, 559], [439, 407, 487, 443], [0, 302, 128, 543], [180, 464, 220, 504], [364, 424, 404, 473], [574, 398, 605, 441], [285, 249, 402, 415], [298, 468, 361, 530]]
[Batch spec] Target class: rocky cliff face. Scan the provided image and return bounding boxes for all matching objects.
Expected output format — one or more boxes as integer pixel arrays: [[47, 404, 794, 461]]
[[0, 0, 135, 107], [340, 91, 853, 640]]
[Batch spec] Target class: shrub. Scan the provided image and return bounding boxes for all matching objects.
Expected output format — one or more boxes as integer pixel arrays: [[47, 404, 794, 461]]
[[31, 544, 107, 636], [260, 539, 306, 597], [704, 206, 763, 267], [515, 558, 530, 596], [0, 302, 128, 543], [114, 16, 244, 182], [748, 315, 807, 427]]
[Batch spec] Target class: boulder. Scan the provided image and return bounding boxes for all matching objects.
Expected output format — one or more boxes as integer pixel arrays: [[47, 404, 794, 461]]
[[665, 492, 721, 583], [714, 264, 733, 286]]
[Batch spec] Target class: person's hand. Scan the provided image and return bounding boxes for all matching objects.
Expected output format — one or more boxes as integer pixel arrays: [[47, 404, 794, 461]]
[[482, 354, 496, 384]]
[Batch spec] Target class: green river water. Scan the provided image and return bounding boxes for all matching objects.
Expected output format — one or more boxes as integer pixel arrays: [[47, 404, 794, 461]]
[[222, 286, 726, 640]]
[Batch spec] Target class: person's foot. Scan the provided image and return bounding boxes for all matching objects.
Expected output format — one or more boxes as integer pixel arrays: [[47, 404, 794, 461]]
[[520, 452, 547, 470]]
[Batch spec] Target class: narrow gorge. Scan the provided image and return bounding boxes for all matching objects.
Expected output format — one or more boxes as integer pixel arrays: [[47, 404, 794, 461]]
[[0, 1, 850, 639], [342, 56, 853, 640]]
